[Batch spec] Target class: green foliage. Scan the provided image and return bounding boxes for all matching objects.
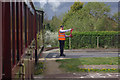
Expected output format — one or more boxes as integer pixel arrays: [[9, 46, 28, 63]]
[[65, 31, 119, 49], [62, 2, 83, 27], [34, 62, 44, 75], [112, 12, 120, 23], [44, 31, 59, 48], [112, 12, 120, 31], [50, 16, 61, 32], [70, 2, 83, 12], [44, 15, 62, 32], [62, 2, 118, 31]]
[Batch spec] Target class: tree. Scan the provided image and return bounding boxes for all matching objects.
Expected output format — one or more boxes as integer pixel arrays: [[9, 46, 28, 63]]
[[62, 2, 117, 31], [44, 15, 51, 30], [62, 2, 84, 26], [112, 12, 120, 31], [50, 16, 62, 32], [112, 12, 120, 23], [70, 2, 83, 12], [44, 15, 62, 32]]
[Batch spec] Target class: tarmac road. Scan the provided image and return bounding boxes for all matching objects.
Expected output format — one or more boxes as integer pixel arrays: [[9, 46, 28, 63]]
[[64, 52, 118, 58], [45, 52, 118, 58]]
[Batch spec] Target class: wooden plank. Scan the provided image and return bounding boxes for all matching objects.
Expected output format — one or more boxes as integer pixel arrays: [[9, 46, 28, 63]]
[[2, 2, 12, 79], [21, 2, 23, 55], [0, 1, 2, 80], [10, 2, 13, 68], [18, 2, 21, 60], [12, 2, 16, 66], [26, 6, 28, 48], [14, 2, 17, 65]]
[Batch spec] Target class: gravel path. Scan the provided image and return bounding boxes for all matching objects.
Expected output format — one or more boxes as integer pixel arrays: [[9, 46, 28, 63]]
[[44, 60, 66, 75]]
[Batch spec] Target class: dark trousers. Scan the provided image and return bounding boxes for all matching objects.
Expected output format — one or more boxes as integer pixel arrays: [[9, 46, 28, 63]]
[[59, 40, 65, 56]]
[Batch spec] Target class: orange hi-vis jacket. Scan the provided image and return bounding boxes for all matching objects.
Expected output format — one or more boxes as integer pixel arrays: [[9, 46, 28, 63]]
[[58, 29, 66, 40]]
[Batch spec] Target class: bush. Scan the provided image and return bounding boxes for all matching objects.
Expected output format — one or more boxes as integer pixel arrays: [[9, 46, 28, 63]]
[[44, 30, 59, 48], [34, 62, 44, 75], [65, 31, 120, 49]]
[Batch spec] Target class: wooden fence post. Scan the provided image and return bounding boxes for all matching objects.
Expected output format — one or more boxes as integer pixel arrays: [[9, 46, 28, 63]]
[[69, 37, 71, 49], [97, 36, 99, 48]]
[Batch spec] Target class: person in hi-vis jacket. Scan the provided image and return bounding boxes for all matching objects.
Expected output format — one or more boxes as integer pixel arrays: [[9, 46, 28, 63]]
[[58, 25, 72, 57]]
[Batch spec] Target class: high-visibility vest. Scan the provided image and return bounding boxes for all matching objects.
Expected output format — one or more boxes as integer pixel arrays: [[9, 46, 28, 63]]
[[58, 29, 66, 40]]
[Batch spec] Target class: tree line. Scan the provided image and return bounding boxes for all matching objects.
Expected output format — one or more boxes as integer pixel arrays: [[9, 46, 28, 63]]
[[44, 2, 120, 32]]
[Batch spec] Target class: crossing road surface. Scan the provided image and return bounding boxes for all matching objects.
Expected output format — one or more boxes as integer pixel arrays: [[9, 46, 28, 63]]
[[45, 52, 118, 58]]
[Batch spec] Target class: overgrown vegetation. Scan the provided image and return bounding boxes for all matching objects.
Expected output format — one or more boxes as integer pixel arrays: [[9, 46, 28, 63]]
[[44, 31, 59, 48], [56, 57, 118, 72], [34, 62, 44, 75], [65, 31, 119, 49]]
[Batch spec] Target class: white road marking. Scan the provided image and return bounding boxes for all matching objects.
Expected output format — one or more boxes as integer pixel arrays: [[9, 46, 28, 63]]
[[96, 73, 100, 75], [52, 54, 57, 57], [100, 76, 106, 78], [91, 76, 94, 78], [80, 76, 84, 78], [107, 73, 111, 76], [116, 75, 119, 76], [39, 58, 71, 60]]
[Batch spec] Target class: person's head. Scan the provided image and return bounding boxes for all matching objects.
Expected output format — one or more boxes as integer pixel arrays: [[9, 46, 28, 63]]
[[60, 25, 64, 29]]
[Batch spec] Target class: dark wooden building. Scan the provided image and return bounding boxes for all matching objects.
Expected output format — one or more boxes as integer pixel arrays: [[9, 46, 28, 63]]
[[0, 1, 44, 80]]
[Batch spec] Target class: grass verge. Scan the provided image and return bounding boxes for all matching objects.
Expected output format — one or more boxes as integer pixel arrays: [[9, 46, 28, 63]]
[[56, 57, 118, 72]]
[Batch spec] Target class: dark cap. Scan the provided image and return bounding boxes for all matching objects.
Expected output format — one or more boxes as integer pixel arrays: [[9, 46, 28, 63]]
[[60, 25, 64, 27]]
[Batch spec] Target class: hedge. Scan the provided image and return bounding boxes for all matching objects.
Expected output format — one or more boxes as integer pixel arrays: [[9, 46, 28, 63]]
[[65, 31, 120, 49]]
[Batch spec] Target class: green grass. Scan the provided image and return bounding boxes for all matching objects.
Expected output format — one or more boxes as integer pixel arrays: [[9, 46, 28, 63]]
[[56, 57, 118, 72], [78, 68, 118, 73]]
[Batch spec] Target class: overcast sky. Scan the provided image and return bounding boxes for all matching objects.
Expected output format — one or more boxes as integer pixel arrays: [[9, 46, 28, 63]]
[[33, 1, 119, 20]]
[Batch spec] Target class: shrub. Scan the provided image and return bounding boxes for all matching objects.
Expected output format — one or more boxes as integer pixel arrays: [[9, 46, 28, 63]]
[[65, 31, 120, 49], [44, 30, 59, 48], [34, 62, 44, 75]]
